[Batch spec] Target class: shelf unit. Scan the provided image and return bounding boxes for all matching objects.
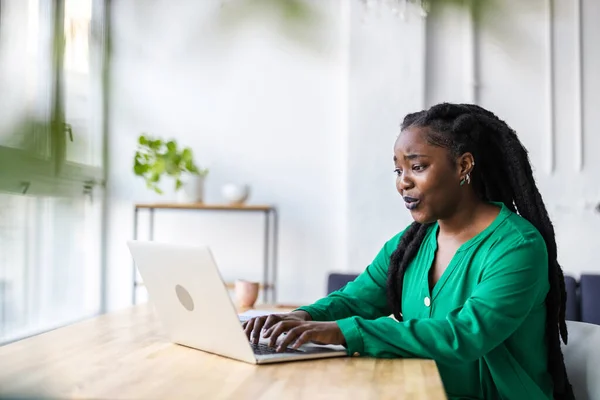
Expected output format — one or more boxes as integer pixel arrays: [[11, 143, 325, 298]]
[[131, 203, 278, 304]]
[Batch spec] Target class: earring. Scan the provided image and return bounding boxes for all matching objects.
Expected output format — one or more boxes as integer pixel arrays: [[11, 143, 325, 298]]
[[460, 173, 471, 186]]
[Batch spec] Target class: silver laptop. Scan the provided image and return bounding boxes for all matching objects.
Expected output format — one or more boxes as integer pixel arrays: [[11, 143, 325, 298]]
[[127, 241, 347, 364]]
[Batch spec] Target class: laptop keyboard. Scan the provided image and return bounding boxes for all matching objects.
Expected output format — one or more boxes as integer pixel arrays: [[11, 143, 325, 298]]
[[250, 342, 303, 355]]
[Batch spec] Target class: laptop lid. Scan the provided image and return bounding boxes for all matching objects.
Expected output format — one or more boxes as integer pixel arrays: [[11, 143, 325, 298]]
[[127, 241, 257, 364]]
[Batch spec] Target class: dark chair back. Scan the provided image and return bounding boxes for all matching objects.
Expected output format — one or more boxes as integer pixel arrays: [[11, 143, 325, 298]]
[[327, 273, 359, 294], [580, 274, 600, 325], [565, 275, 580, 322]]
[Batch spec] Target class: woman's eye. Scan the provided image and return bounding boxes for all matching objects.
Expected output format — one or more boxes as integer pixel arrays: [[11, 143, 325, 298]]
[[413, 165, 426, 172], [393, 168, 402, 176]]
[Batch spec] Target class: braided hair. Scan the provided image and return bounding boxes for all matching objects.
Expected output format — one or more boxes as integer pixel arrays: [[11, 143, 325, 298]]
[[386, 103, 573, 399]]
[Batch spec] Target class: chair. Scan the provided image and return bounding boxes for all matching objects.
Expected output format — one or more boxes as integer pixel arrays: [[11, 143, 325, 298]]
[[565, 275, 580, 322], [561, 321, 600, 400], [580, 274, 600, 325], [563, 274, 600, 326], [327, 273, 358, 294]]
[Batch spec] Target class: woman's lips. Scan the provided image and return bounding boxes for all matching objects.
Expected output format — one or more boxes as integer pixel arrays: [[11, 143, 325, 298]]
[[403, 196, 420, 210]]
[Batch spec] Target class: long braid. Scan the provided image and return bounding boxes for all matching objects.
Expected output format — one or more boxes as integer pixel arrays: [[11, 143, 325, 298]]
[[462, 104, 571, 397], [464, 105, 568, 332], [387, 103, 573, 399], [386, 222, 430, 320]]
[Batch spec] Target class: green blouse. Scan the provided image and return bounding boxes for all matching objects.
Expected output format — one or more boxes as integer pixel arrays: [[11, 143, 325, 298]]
[[297, 203, 553, 399]]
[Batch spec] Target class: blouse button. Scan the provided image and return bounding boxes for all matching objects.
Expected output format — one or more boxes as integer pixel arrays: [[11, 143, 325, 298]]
[[353, 352, 360, 357], [424, 297, 431, 307]]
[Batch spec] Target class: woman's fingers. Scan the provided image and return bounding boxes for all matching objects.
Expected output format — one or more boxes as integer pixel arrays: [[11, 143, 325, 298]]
[[243, 317, 256, 340], [291, 331, 314, 350], [261, 315, 282, 337], [250, 317, 267, 344], [277, 326, 309, 352], [268, 321, 301, 348]]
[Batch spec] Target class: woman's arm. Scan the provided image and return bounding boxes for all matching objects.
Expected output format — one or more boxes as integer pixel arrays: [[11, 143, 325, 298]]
[[335, 237, 549, 363], [296, 230, 405, 322], [245, 229, 403, 343]]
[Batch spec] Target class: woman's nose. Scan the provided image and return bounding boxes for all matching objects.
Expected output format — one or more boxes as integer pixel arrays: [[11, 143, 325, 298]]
[[396, 173, 414, 191]]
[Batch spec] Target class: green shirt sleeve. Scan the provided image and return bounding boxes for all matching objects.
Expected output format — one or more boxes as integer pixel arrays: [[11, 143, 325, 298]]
[[336, 236, 549, 363], [295, 230, 406, 322]]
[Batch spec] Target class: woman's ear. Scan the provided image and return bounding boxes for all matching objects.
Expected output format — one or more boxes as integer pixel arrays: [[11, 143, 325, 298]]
[[457, 152, 475, 177]]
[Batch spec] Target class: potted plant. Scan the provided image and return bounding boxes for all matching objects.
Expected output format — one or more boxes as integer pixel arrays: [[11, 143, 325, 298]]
[[133, 134, 209, 202]]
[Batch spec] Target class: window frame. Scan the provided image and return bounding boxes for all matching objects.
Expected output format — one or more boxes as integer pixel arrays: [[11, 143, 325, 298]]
[[0, 0, 108, 197]]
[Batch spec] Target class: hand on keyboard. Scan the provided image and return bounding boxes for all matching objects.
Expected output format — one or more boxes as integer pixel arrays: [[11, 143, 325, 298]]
[[262, 320, 346, 353], [242, 311, 311, 345]]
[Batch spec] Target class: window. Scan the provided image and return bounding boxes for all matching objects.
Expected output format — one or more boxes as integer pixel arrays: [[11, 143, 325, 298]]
[[0, 0, 107, 196], [0, 192, 102, 343], [0, 0, 108, 343]]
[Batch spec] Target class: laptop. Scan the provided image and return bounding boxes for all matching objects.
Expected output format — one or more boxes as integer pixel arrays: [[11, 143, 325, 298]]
[[127, 241, 348, 364]]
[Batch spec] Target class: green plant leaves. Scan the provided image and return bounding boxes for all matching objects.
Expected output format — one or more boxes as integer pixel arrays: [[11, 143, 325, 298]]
[[165, 159, 179, 175], [149, 172, 160, 183], [182, 147, 193, 162], [152, 157, 166, 175], [133, 134, 207, 194], [186, 160, 198, 174], [133, 160, 148, 175], [149, 139, 162, 150]]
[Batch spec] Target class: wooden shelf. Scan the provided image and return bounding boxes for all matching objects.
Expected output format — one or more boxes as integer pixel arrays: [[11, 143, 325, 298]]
[[134, 203, 274, 211]]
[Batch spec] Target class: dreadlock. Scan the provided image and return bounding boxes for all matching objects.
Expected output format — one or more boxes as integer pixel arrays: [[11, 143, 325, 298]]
[[386, 103, 573, 399]]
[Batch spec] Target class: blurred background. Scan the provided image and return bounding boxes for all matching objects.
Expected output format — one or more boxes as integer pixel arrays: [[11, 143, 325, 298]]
[[1, 0, 599, 344]]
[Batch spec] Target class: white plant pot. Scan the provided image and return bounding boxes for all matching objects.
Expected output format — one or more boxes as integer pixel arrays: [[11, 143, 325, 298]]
[[177, 175, 205, 203], [221, 183, 250, 205]]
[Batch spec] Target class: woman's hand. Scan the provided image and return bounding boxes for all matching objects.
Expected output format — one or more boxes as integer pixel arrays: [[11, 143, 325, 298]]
[[264, 320, 346, 352], [243, 311, 311, 344]]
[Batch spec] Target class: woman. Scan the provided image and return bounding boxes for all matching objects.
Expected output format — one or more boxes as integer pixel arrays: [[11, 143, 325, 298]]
[[243, 103, 573, 399]]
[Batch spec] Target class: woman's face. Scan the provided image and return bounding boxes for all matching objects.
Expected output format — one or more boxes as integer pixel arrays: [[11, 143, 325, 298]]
[[393, 126, 466, 224]]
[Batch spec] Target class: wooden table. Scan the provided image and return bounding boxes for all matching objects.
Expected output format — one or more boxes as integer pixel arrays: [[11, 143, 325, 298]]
[[0, 305, 447, 400], [132, 203, 278, 304]]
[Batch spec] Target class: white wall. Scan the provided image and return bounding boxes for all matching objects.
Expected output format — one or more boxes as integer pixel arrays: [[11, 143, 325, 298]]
[[106, 0, 348, 309], [327, 0, 600, 276], [423, 0, 600, 277], [106, 0, 600, 311], [345, 2, 426, 271]]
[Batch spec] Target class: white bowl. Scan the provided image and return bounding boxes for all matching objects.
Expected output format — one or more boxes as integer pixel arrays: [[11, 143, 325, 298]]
[[221, 183, 250, 204]]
